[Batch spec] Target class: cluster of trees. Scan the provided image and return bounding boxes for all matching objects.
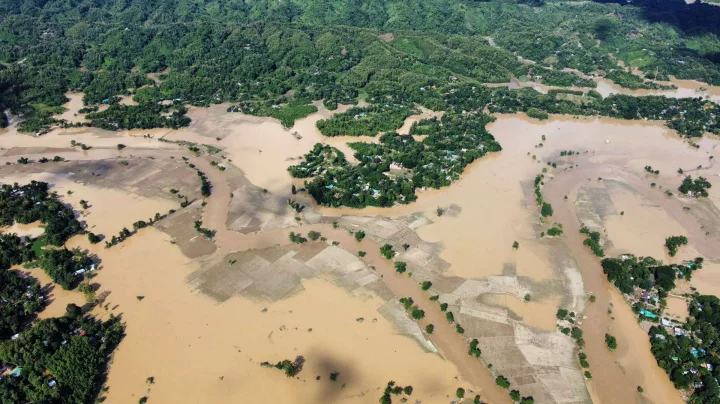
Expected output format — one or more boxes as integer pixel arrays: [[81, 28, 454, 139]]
[[380, 244, 395, 259], [601, 254, 701, 296], [289, 232, 308, 244], [316, 103, 419, 137], [197, 170, 211, 198], [546, 225, 563, 236], [84, 104, 190, 131], [193, 221, 214, 239], [260, 356, 304, 378], [580, 224, 604, 258], [0, 265, 44, 340], [0, 182, 83, 246], [0, 305, 124, 404], [534, 174, 555, 219], [605, 333, 618, 350], [493, 374, 533, 402], [0, 233, 35, 271], [605, 70, 675, 91], [229, 96, 319, 128], [288, 144, 348, 178], [37, 248, 93, 290], [443, 84, 720, 138], [103, 212, 166, 248], [379, 380, 413, 404], [535, 68, 596, 89], [665, 236, 689, 257], [648, 294, 720, 401], [525, 107, 549, 121], [679, 176, 712, 197], [468, 339, 482, 358], [292, 113, 501, 208]]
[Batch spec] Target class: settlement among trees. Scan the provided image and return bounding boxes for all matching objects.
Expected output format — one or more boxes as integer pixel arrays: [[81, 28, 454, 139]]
[[0, 182, 124, 403], [601, 252, 720, 402]]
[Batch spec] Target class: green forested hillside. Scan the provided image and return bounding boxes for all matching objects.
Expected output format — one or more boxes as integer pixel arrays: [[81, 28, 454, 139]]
[[1, 0, 720, 133]]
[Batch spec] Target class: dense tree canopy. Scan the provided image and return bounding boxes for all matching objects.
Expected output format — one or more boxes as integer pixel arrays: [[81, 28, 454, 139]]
[[0, 267, 44, 340], [0, 310, 124, 404], [0, 182, 83, 246], [291, 113, 501, 207], [2, 0, 720, 138], [0, 181, 122, 404]]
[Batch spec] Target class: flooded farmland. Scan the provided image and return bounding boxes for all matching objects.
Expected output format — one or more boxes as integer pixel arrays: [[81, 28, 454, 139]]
[[2, 81, 720, 404]]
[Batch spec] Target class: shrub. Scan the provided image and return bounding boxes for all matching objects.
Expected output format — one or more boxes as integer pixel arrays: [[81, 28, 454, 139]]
[[605, 333, 617, 350], [526, 107, 549, 120], [380, 244, 395, 259], [547, 226, 563, 236], [664, 235, 688, 257], [496, 376, 510, 389], [468, 339, 481, 357], [579, 352, 589, 368], [88, 233, 100, 244], [540, 202, 553, 217]]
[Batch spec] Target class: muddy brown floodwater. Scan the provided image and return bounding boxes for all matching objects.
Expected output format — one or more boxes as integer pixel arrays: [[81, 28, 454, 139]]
[[186, 152, 513, 403], [312, 114, 720, 404], [3, 92, 720, 404]]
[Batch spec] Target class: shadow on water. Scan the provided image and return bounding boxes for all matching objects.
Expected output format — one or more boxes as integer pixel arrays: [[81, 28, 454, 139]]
[[307, 349, 357, 403]]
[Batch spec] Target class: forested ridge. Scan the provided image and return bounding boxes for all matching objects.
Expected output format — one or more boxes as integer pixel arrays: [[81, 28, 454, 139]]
[[2, 0, 720, 135]]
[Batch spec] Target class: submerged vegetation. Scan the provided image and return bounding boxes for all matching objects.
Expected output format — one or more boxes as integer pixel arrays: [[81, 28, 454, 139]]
[[580, 224, 604, 258], [0, 182, 83, 246], [260, 356, 304, 378], [601, 254, 700, 297], [679, 176, 712, 198], [379, 380, 413, 404], [291, 114, 501, 208], [665, 236, 689, 257]]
